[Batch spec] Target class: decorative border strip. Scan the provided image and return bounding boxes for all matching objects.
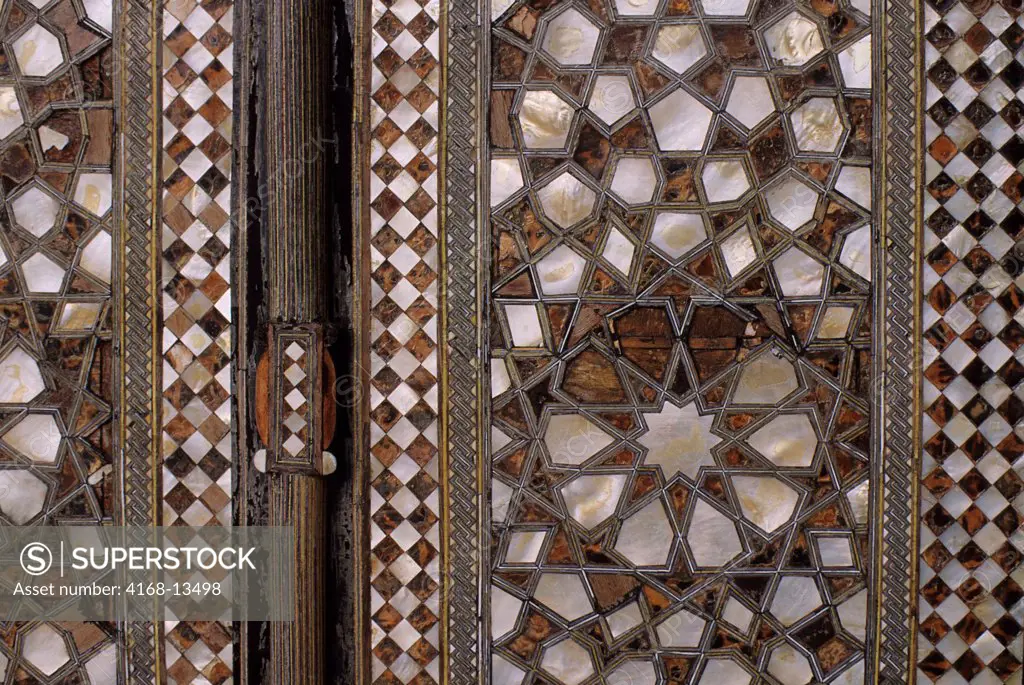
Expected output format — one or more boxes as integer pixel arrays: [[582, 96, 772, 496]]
[[159, 0, 237, 682], [121, 0, 162, 681], [878, 0, 922, 678], [914, 1, 1024, 681], [359, 0, 444, 682], [442, 0, 484, 682]]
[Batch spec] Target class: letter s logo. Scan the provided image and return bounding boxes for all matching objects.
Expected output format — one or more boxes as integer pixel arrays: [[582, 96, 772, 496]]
[[21, 543, 52, 576]]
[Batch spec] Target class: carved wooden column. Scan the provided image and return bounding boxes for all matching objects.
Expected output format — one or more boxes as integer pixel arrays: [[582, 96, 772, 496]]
[[260, 0, 332, 681]]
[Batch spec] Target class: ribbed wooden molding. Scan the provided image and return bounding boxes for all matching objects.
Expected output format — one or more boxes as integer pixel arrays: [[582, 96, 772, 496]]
[[261, 0, 332, 681]]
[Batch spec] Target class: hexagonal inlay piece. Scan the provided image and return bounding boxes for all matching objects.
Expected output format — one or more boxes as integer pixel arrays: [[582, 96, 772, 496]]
[[519, 90, 575, 149], [732, 475, 801, 533], [560, 473, 628, 529], [746, 414, 818, 467], [610, 157, 658, 205], [541, 8, 601, 66], [544, 413, 614, 465], [3, 413, 61, 464], [538, 172, 597, 228], [765, 12, 824, 66], [13, 24, 65, 77]]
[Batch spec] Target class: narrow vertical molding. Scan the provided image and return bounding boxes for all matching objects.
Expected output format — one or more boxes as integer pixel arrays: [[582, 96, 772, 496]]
[[878, 0, 922, 679], [263, 0, 331, 681], [351, 0, 372, 681], [265, 0, 330, 322], [443, 2, 484, 684], [121, 0, 162, 680]]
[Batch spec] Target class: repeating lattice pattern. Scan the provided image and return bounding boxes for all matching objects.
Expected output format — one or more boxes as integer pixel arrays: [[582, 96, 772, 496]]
[[365, 0, 443, 682], [161, 0, 236, 683], [920, 1, 1024, 682], [487, 1, 875, 684], [281, 341, 313, 459]]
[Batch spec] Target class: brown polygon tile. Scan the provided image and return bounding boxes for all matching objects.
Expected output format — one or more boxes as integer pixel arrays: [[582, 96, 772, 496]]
[[200, 23, 232, 56], [167, 656, 201, 684], [373, 537, 404, 567], [198, 95, 231, 127]]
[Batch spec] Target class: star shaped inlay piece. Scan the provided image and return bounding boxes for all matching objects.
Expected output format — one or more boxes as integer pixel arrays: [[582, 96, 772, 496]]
[[639, 402, 720, 480]]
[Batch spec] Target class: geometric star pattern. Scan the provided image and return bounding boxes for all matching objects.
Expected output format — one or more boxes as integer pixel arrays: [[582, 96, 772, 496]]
[[0, 0, 121, 681], [489, 1, 874, 683]]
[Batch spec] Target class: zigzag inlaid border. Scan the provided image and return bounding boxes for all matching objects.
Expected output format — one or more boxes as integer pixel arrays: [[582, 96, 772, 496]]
[[879, 0, 921, 678], [122, 0, 161, 681], [443, 0, 485, 682]]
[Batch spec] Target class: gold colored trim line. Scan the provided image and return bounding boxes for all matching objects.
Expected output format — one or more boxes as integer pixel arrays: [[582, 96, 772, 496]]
[[353, 0, 372, 683], [149, 0, 162, 537], [149, 0, 165, 675], [437, 0, 450, 681], [476, 7, 490, 685]]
